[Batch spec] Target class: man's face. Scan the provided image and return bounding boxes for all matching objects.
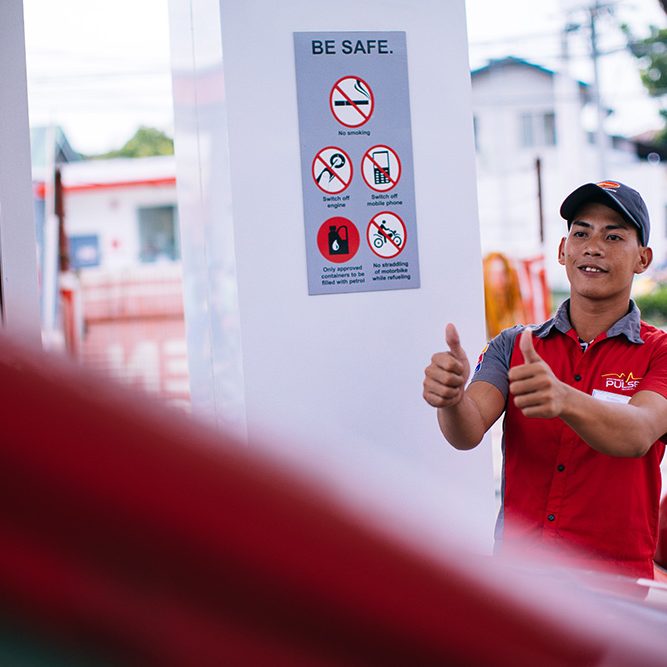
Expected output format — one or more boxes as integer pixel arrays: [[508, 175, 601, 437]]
[[558, 202, 652, 302]]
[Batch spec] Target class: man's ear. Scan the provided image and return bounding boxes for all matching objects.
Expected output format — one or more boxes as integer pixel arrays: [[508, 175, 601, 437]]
[[635, 246, 653, 275], [558, 237, 566, 266]]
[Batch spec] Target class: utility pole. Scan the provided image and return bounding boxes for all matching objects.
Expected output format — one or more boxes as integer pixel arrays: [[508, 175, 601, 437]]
[[535, 157, 545, 247], [562, 2, 613, 178], [589, 0, 607, 179]]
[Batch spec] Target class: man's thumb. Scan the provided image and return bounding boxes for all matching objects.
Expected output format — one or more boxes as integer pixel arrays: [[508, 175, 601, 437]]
[[520, 328, 540, 363], [445, 323, 463, 356]]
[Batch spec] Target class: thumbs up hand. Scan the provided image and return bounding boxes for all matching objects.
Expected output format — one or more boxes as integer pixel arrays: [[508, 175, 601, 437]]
[[423, 323, 471, 409], [519, 327, 542, 364], [509, 329, 567, 419]]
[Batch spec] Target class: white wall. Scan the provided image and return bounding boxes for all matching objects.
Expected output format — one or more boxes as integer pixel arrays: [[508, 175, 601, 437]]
[[473, 65, 556, 171], [472, 61, 667, 294], [474, 64, 560, 263], [168, 0, 497, 550], [64, 184, 178, 271]]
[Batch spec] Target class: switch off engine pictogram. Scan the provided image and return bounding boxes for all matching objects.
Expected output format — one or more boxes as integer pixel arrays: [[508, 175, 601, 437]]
[[312, 147, 352, 194]]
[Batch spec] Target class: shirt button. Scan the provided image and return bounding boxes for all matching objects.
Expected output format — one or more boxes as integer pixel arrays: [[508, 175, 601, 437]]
[[574, 374, 582, 381], [547, 514, 556, 522], [557, 464, 565, 472]]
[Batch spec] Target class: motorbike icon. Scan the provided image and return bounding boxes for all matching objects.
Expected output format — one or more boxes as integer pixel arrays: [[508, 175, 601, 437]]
[[373, 220, 402, 248]]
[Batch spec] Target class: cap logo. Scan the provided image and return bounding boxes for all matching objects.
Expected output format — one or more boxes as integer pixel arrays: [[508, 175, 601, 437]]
[[596, 181, 620, 190]]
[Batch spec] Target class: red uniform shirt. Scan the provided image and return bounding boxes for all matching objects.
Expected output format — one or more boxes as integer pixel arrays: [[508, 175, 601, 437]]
[[472, 300, 667, 578]]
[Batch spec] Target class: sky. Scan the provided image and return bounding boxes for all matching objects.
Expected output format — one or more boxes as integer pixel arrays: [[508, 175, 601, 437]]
[[22, 0, 667, 155], [23, 0, 173, 155], [466, 0, 667, 137]]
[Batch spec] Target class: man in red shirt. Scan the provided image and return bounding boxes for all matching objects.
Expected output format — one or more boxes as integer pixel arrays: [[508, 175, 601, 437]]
[[423, 181, 667, 578]]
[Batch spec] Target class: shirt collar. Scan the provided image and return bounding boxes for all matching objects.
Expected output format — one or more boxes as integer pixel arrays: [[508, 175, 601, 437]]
[[532, 299, 643, 344]]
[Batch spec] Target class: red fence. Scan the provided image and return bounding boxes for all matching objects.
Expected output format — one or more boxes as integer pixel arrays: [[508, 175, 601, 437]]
[[78, 268, 189, 410]]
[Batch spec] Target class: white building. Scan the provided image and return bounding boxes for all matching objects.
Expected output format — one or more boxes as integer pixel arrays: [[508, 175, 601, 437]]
[[471, 56, 666, 293], [60, 155, 179, 271], [31, 151, 187, 408]]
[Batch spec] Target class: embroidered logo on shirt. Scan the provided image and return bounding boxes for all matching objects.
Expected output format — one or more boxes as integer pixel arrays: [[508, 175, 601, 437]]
[[601, 372, 642, 391], [474, 343, 489, 373]]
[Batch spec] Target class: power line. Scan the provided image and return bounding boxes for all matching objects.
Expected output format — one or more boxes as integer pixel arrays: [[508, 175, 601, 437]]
[[469, 30, 564, 47]]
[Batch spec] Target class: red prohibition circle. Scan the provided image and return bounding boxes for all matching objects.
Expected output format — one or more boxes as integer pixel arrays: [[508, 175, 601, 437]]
[[361, 144, 402, 192], [317, 217, 360, 264], [311, 146, 353, 195], [367, 212, 407, 259], [329, 75, 375, 128]]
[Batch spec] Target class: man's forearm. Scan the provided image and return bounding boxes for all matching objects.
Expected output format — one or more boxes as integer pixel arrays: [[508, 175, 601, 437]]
[[560, 388, 658, 457], [510, 334, 664, 458], [437, 395, 488, 450]]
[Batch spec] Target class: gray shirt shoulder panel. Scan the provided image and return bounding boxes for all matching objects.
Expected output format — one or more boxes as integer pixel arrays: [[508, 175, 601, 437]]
[[470, 325, 524, 399]]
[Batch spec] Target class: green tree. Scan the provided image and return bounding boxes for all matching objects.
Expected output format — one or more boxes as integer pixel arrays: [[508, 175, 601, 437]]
[[90, 126, 174, 159], [623, 25, 667, 144]]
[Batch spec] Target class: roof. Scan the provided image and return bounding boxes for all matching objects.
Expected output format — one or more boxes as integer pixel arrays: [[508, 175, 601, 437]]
[[30, 126, 81, 170], [32, 154, 176, 198], [61, 154, 175, 189], [471, 56, 590, 90]]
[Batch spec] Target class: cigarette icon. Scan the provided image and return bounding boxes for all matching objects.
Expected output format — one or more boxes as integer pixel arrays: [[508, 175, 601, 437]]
[[333, 79, 371, 107], [334, 100, 369, 106]]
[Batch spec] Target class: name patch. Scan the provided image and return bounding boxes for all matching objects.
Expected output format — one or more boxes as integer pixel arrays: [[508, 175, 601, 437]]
[[592, 389, 631, 404]]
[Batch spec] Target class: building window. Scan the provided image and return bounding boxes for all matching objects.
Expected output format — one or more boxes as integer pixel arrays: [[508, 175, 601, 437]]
[[138, 205, 179, 263], [543, 112, 557, 145], [520, 113, 534, 147], [519, 111, 557, 148]]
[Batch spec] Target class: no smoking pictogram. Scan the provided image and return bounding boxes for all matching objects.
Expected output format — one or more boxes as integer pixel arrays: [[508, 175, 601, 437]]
[[367, 212, 406, 259], [361, 145, 401, 192], [312, 146, 353, 194], [330, 76, 374, 128]]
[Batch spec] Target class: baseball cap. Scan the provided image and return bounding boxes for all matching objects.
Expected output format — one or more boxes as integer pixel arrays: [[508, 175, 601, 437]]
[[560, 180, 650, 246]]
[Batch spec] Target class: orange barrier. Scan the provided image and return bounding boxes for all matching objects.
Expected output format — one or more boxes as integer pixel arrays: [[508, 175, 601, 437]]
[[78, 268, 189, 408], [483, 252, 552, 338], [0, 334, 666, 665], [483, 252, 527, 339], [516, 254, 552, 324]]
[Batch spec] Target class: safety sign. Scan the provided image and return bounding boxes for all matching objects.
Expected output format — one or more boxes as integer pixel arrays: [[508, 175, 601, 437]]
[[361, 145, 401, 192], [367, 212, 406, 259], [312, 146, 353, 194], [294, 31, 420, 295], [317, 217, 360, 263], [329, 76, 375, 128]]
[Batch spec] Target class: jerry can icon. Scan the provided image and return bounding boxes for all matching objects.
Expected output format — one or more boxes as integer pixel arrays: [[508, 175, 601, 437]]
[[328, 225, 349, 255]]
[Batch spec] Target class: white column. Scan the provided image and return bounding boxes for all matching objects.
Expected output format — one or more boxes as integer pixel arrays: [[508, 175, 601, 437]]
[[168, 0, 496, 550], [0, 1, 41, 344]]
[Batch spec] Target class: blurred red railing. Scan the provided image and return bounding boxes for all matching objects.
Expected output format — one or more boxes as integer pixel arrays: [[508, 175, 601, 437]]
[[0, 333, 666, 666]]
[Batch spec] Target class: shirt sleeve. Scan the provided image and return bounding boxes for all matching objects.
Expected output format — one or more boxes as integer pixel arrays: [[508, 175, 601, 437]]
[[636, 328, 667, 401], [470, 325, 522, 400]]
